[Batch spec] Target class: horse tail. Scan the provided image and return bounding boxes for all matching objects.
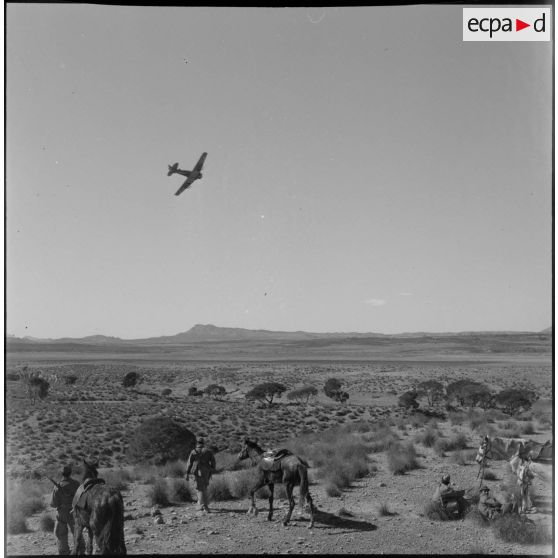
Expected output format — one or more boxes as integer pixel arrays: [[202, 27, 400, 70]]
[[298, 463, 310, 501], [94, 490, 126, 555]]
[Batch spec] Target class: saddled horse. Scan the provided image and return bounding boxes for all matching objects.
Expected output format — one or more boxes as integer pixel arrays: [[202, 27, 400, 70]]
[[237, 438, 315, 528], [72, 459, 126, 555]]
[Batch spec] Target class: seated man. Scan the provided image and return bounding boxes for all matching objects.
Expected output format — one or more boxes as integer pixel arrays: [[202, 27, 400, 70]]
[[433, 474, 466, 517], [432, 474, 454, 501]]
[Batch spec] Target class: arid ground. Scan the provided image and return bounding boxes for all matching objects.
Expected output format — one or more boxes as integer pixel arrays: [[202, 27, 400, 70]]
[[5, 331, 553, 554]]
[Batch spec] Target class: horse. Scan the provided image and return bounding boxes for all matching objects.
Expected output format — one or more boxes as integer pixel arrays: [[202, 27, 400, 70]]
[[237, 438, 315, 528], [72, 459, 126, 555]]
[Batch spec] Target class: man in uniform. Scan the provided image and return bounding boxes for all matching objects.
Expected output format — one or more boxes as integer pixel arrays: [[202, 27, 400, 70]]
[[432, 474, 467, 517], [50, 464, 80, 555], [478, 485, 512, 520], [517, 453, 536, 513], [186, 438, 216, 513]]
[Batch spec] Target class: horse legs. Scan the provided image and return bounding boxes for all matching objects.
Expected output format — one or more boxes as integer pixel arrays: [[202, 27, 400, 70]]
[[85, 525, 93, 555], [283, 483, 295, 527], [73, 520, 85, 555], [267, 483, 274, 522], [305, 491, 315, 529], [247, 480, 264, 517]]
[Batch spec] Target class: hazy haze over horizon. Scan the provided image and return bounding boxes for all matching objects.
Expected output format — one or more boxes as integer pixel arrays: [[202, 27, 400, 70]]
[[7, 5, 552, 339]]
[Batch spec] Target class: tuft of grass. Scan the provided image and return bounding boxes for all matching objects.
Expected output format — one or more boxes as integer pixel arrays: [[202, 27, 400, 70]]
[[482, 470, 498, 481], [386, 442, 420, 475], [377, 502, 394, 517], [325, 482, 342, 497], [146, 479, 171, 507], [39, 511, 55, 532]]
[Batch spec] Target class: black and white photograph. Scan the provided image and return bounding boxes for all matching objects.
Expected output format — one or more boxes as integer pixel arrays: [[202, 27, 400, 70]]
[[5, 2, 553, 555]]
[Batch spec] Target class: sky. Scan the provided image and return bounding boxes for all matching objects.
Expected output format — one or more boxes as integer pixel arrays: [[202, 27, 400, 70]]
[[6, 5, 553, 339]]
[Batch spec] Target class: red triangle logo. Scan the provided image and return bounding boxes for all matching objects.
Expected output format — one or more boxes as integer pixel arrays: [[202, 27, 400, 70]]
[[516, 19, 530, 31]]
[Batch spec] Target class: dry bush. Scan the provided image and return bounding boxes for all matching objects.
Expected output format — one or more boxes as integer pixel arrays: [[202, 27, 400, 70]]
[[450, 450, 469, 465], [521, 422, 536, 435], [387, 442, 420, 475], [39, 511, 55, 531], [146, 479, 171, 507], [7, 482, 45, 525], [7, 510, 29, 534], [424, 500, 450, 521], [325, 482, 342, 497], [491, 515, 551, 544], [377, 502, 394, 516], [168, 479, 194, 503], [103, 469, 131, 491], [415, 426, 440, 448], [160, 460, 187, 478], [464, 507, 489, 527], [446, 432, 468, 451]]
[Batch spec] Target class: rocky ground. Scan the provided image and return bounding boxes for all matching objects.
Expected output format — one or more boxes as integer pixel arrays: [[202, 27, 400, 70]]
[[7, 437, 553, 556]]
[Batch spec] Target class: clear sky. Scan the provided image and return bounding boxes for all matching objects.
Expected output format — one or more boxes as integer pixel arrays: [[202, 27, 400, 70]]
[[6, 5, 552, 339]]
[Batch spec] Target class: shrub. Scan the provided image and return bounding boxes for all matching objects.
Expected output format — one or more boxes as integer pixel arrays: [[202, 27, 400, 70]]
[[450, 450, 469, 466], [168, 479, 194, 503], [39, 511, 55, 532], [146, 479, 171, 507], [491, 515, 551, 544], [7, 510, 28, 534], [122, 372, 140, 388], [415, 427, 440, 448], [521, 422, 535, 435], [482, 470, 498, 481], [161, 460, 187, 478], [464, 507, 489, 527], [325, 482, 342, 497], [161, 388, 172, 397], [434, 439, 449, 457], [387, 442, 420, 475], [103, 469, 131, 491], [208, 474, 235, 501], [424, 500, 450, 521], [127, 417, 196, 465], [377, 502, 394, 517]]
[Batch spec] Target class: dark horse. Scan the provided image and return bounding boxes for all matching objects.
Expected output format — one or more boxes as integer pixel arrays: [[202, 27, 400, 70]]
[[72, 459, 126, 555], [237, 438, 315, 528]]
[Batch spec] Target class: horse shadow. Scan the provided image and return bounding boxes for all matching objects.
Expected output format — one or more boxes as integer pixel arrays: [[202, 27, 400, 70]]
[[310, 509, 377, 533]]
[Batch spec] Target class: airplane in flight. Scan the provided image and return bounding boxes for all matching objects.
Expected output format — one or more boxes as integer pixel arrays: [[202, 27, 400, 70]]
[[167, 152, 207, 196]]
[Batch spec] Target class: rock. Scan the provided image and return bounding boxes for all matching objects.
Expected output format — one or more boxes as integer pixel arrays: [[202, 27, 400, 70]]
[[154, 516, 164, 525], [150, 507, 162, 517]]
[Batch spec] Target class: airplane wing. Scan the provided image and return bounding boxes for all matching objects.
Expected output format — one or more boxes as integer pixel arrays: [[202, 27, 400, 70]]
[[193, 152, 207, 173], [175, 176, 196, 196]]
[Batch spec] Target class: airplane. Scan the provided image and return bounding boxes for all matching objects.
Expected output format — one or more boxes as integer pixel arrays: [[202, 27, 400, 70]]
[[167, 152, 207, 196]]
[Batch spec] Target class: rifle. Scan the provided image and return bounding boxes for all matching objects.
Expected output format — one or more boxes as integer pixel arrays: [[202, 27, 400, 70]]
[[47, 476, 62, 489]]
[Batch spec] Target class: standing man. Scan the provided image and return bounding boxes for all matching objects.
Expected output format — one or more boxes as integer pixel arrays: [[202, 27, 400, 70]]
[[50, 464, 80, 555], [186, 438, 216, 513], [517, 454, 536, 513]]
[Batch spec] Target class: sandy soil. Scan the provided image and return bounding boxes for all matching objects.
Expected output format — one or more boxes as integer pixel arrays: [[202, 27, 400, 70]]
[[7, 435, 552, 555]]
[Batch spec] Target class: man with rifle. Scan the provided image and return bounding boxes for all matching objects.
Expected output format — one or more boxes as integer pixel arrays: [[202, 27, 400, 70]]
[[49, 464, 79, 555]]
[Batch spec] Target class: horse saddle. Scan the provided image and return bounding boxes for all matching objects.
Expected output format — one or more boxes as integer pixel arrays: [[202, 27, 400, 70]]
[[261, 448, 292, 471], [72, 478, 106, 511]]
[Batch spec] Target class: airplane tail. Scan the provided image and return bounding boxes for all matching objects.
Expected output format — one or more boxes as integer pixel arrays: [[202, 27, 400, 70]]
[[167, 163, 179, 176]]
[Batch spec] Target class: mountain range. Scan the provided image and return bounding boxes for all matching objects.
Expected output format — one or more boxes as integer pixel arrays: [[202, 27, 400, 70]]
[[6, 323, 552, 345]]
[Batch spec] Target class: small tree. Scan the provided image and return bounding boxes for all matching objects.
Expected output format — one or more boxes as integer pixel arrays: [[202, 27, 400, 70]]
[[324, 378, 349, 403], [416, 380, 444, 407], [446, 380, 484, 407], [245, 382, 287, 406], [205, 384, 227, 401], [462, 383, 493, 410], [495, 389, 536, 416], [287, 385, 318, 405], [127, 417, 196, 465], [27, 377, 49, 405], [122, 371, 140, 388], [398, 390, 419, 410]]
